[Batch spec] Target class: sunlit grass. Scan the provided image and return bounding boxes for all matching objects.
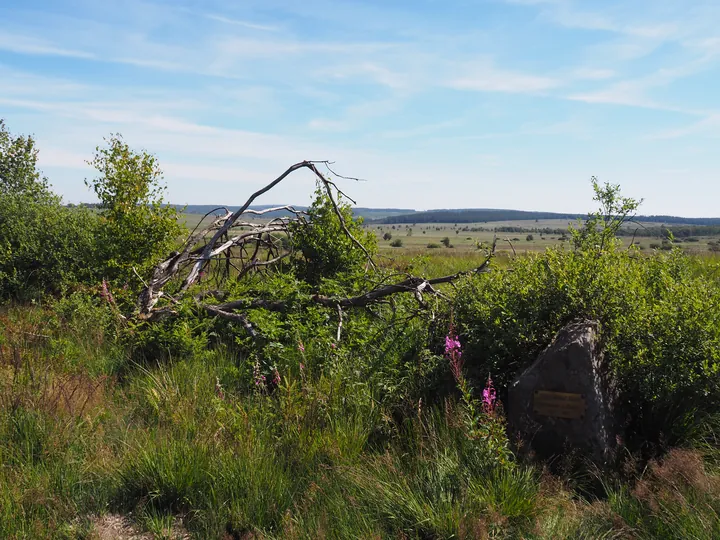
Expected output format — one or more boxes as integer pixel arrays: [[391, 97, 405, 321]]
[[2, 255, 720, 538]]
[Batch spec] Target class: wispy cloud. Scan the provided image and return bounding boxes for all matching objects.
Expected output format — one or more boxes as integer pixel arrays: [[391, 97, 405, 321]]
[[204, 14, 279, 32], [1, 0, 720, 214], [649, 114, 720, 139], [447, 70, 559, 93], [572, 67, 617, 80], [0, 31, 94, 58]]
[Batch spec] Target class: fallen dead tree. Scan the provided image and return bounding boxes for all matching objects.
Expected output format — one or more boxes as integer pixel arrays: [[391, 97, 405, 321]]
[[136, 161, 495, 334]]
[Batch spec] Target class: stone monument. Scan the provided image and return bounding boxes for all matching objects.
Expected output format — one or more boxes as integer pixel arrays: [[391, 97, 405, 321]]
[[507, 319, 620, 466]]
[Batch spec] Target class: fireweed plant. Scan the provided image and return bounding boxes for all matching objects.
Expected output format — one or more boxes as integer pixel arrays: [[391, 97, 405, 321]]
[[445, 326, 511, 466]]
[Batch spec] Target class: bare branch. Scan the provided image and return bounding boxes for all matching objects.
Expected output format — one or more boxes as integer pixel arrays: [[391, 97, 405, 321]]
[[137, 162, 493, 328], [182, 162, 316, 290]]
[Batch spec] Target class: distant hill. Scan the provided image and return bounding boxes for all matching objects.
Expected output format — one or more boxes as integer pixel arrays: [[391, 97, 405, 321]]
[[177, 205, 416, 221], [70, 203, 720, 226], [372, 208, 720, 226], [372, 209, 582, 224]]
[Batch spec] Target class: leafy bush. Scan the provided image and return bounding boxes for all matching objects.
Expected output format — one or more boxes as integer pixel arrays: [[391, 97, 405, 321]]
[[454, 182, 720, 449], [85, 134, 183, 286], [390, 238, 403, 247], [290, 184, 377, 286], [0, 119, 52, 202], [0, 120, 101, 300]]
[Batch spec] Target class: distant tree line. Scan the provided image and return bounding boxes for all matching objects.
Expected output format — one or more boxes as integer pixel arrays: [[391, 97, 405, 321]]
[[450, 224, 720, 239], [375, 209, 720, 227]]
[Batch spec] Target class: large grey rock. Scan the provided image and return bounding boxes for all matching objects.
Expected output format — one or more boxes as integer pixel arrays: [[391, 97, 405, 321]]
[[507, 320, 619, 466]]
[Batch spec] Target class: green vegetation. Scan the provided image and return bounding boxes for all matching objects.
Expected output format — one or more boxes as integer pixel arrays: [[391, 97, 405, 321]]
[[85, 134, 182, 286], [2, 118, 720, 538]]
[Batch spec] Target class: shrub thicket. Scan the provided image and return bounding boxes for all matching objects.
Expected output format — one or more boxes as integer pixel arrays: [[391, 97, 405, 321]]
[[0, 121, 183, 301], [453, 181, 720, 450], [0, 121, 100, 300]]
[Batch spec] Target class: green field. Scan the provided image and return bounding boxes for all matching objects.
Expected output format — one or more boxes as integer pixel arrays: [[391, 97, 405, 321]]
[[365, 220, 720, 254], [181, 211, 720, 255]]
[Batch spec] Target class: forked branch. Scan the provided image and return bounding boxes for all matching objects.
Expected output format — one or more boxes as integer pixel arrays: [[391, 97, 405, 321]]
[[136, 162, 495, 331]]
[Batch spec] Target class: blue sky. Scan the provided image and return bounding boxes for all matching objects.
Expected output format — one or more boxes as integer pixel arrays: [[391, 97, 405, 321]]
[[0, 0, 718, 215]]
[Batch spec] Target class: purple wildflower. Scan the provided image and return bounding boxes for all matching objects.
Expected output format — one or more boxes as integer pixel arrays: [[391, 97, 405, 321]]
[[482, 376, 497, 413], [298, 341, 305, 353], [444, 335, 462, 358], [100, 279, 115, 305], [273, 367, 281, 386], [444, 329, 464, 382]]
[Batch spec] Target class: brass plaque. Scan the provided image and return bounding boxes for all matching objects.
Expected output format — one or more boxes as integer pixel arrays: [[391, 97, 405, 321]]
[[533, 390, 586, 419]]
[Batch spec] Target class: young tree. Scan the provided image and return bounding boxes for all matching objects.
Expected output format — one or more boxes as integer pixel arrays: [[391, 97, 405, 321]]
[[86, 134, 182, 285], [0, 119, 54, 201], [290, 182, 377, 286], [570, 177, 642, 252]]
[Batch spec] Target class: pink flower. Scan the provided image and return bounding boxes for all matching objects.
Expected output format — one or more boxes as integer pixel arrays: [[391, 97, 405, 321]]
[[330, 343, 336, 349], [444, 335, 462, 358], [273, 367, 281, 386], [298, 341, 305, 353], [444, 330, 464, 382], [100, 279, 115, 305], [482, 376, 497, 413], [299, 363, 305, 371], [253, 361, 266, 388]]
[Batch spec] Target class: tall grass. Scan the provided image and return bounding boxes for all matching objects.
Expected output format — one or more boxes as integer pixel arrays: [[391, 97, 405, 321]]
[[2, 266, 720, 538]]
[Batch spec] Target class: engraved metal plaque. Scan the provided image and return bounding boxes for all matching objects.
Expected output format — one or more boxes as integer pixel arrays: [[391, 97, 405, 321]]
[[533, 390, 586, 419]]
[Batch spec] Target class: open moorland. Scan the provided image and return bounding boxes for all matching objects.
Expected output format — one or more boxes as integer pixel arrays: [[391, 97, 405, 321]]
[[3, 120, 720, 539]]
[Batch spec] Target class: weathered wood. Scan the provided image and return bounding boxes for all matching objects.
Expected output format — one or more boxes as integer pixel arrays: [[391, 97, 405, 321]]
[[136, 162, 496, 332]]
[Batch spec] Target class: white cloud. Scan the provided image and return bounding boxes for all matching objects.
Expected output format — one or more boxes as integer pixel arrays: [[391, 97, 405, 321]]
[[649, 114, 720, 139], [447, 66, 559, 94], [37, 148, 89, 169], [319, 62, 411, 90], [308, 119, 348, 132], [0, 31, 95, 58], [572, 68, 617, 80], [204, 14, 279, 32]]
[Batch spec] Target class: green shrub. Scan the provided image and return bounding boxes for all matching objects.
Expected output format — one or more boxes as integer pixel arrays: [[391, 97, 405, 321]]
[[0, 196, 100, 300], [0, 119, 101, 300], [290, 184, 377, 285], [85, 134, 184, 287], [389, 238, 403, 247], [454, 182, 720, 449]]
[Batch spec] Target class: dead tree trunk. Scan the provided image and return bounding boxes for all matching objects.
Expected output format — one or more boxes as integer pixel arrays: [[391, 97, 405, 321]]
[[136, 161, 495, 332]]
